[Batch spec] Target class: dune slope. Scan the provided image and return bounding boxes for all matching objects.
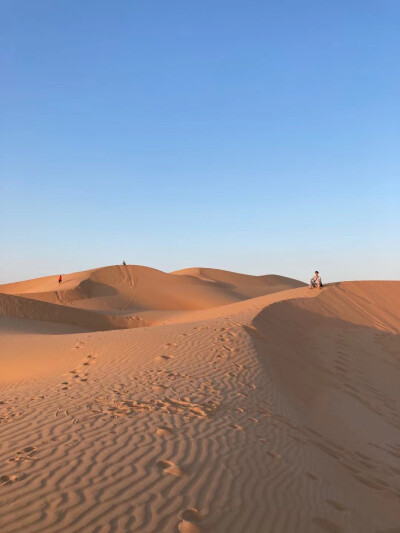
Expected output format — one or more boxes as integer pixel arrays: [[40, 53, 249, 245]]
[[0, 275, 399, 533], [0, 265, 305, 311]]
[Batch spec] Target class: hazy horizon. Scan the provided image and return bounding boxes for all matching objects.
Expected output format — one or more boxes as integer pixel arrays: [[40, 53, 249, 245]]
[[1, 1, 399, 284], [0, 261, 399, 287]]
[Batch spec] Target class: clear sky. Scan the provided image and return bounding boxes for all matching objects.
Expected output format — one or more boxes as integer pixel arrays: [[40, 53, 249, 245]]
[[1, 0, 399, 284]]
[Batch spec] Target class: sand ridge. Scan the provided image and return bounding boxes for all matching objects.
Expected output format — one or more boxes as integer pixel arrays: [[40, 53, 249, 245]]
[[0, 265, 306, 314], [0, 268, 399, 532]]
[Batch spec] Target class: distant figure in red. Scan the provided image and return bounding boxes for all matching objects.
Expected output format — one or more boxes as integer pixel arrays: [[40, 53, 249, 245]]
[[58, 275, 62, 284]]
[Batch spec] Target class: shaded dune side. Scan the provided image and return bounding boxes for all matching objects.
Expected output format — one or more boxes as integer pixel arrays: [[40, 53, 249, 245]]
[[0, 265, 306, 313], [172, 267, 306, 295], [2, 279, 119, 308], [0, 266, 140, 310], [285, 281, 400, 333], [0, 293, 145, 331], [251, 282, 400, 407], [245, 281, 400, 531]]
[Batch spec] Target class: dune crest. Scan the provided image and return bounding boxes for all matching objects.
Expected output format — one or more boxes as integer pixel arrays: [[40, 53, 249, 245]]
[[0, 265, 305, 329], [0, 267, 399, 532]]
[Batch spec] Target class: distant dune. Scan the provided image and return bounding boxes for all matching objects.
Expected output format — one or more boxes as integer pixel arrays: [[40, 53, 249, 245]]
[[0, 266, 399, 532], [0, 265, 305, 328]]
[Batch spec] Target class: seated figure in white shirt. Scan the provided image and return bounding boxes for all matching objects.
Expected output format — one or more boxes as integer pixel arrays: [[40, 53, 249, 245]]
[[309, 271, 322, 289]]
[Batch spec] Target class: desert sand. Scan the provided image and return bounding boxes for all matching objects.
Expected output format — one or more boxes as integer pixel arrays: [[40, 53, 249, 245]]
[[0, 265, 400, 533]]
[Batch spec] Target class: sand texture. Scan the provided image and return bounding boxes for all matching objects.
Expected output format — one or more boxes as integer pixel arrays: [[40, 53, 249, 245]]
[[0, 265, 400, 532]]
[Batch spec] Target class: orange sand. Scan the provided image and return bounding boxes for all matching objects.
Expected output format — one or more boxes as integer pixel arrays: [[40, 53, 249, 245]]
[[0, 265, 399, 532]]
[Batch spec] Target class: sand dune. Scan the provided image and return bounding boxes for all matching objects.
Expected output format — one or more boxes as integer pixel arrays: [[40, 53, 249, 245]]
[[0, 268, 399, 532], [0, 265, 305, 328], [0, 265, 305, 311]]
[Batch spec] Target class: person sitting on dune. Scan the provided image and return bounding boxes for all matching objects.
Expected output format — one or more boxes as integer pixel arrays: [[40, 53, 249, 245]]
[[309, 271, 322, 289]]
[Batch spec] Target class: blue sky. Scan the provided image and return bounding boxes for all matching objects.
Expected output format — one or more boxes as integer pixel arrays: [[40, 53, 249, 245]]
[[1, 0, 399, 284]]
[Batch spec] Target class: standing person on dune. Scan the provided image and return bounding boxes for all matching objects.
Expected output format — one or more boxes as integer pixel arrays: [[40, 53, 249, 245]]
[[58, 275, 62, 284], [309, 271, 322, 289]]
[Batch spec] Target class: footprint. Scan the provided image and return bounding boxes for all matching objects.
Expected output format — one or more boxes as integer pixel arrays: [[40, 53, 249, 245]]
[[325, 499, 348, 511], [156, 426, 174, 437], [156, 460, 185, 477], [22, 446, 36, 454], [178, 508, 204, 531], [178, 509, 203, 522], [0, 474, 19, 486], [7, 449, 36, 463], [229, 424, 244, 431], [178, 521, 202, 533], [83, 354, 96, 366], [267, 451, 282, 459], [152, 384, 167, 392], [258, 407, 272, 417], [242, 324, 261, 338], [157, 355, 173, 361]]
